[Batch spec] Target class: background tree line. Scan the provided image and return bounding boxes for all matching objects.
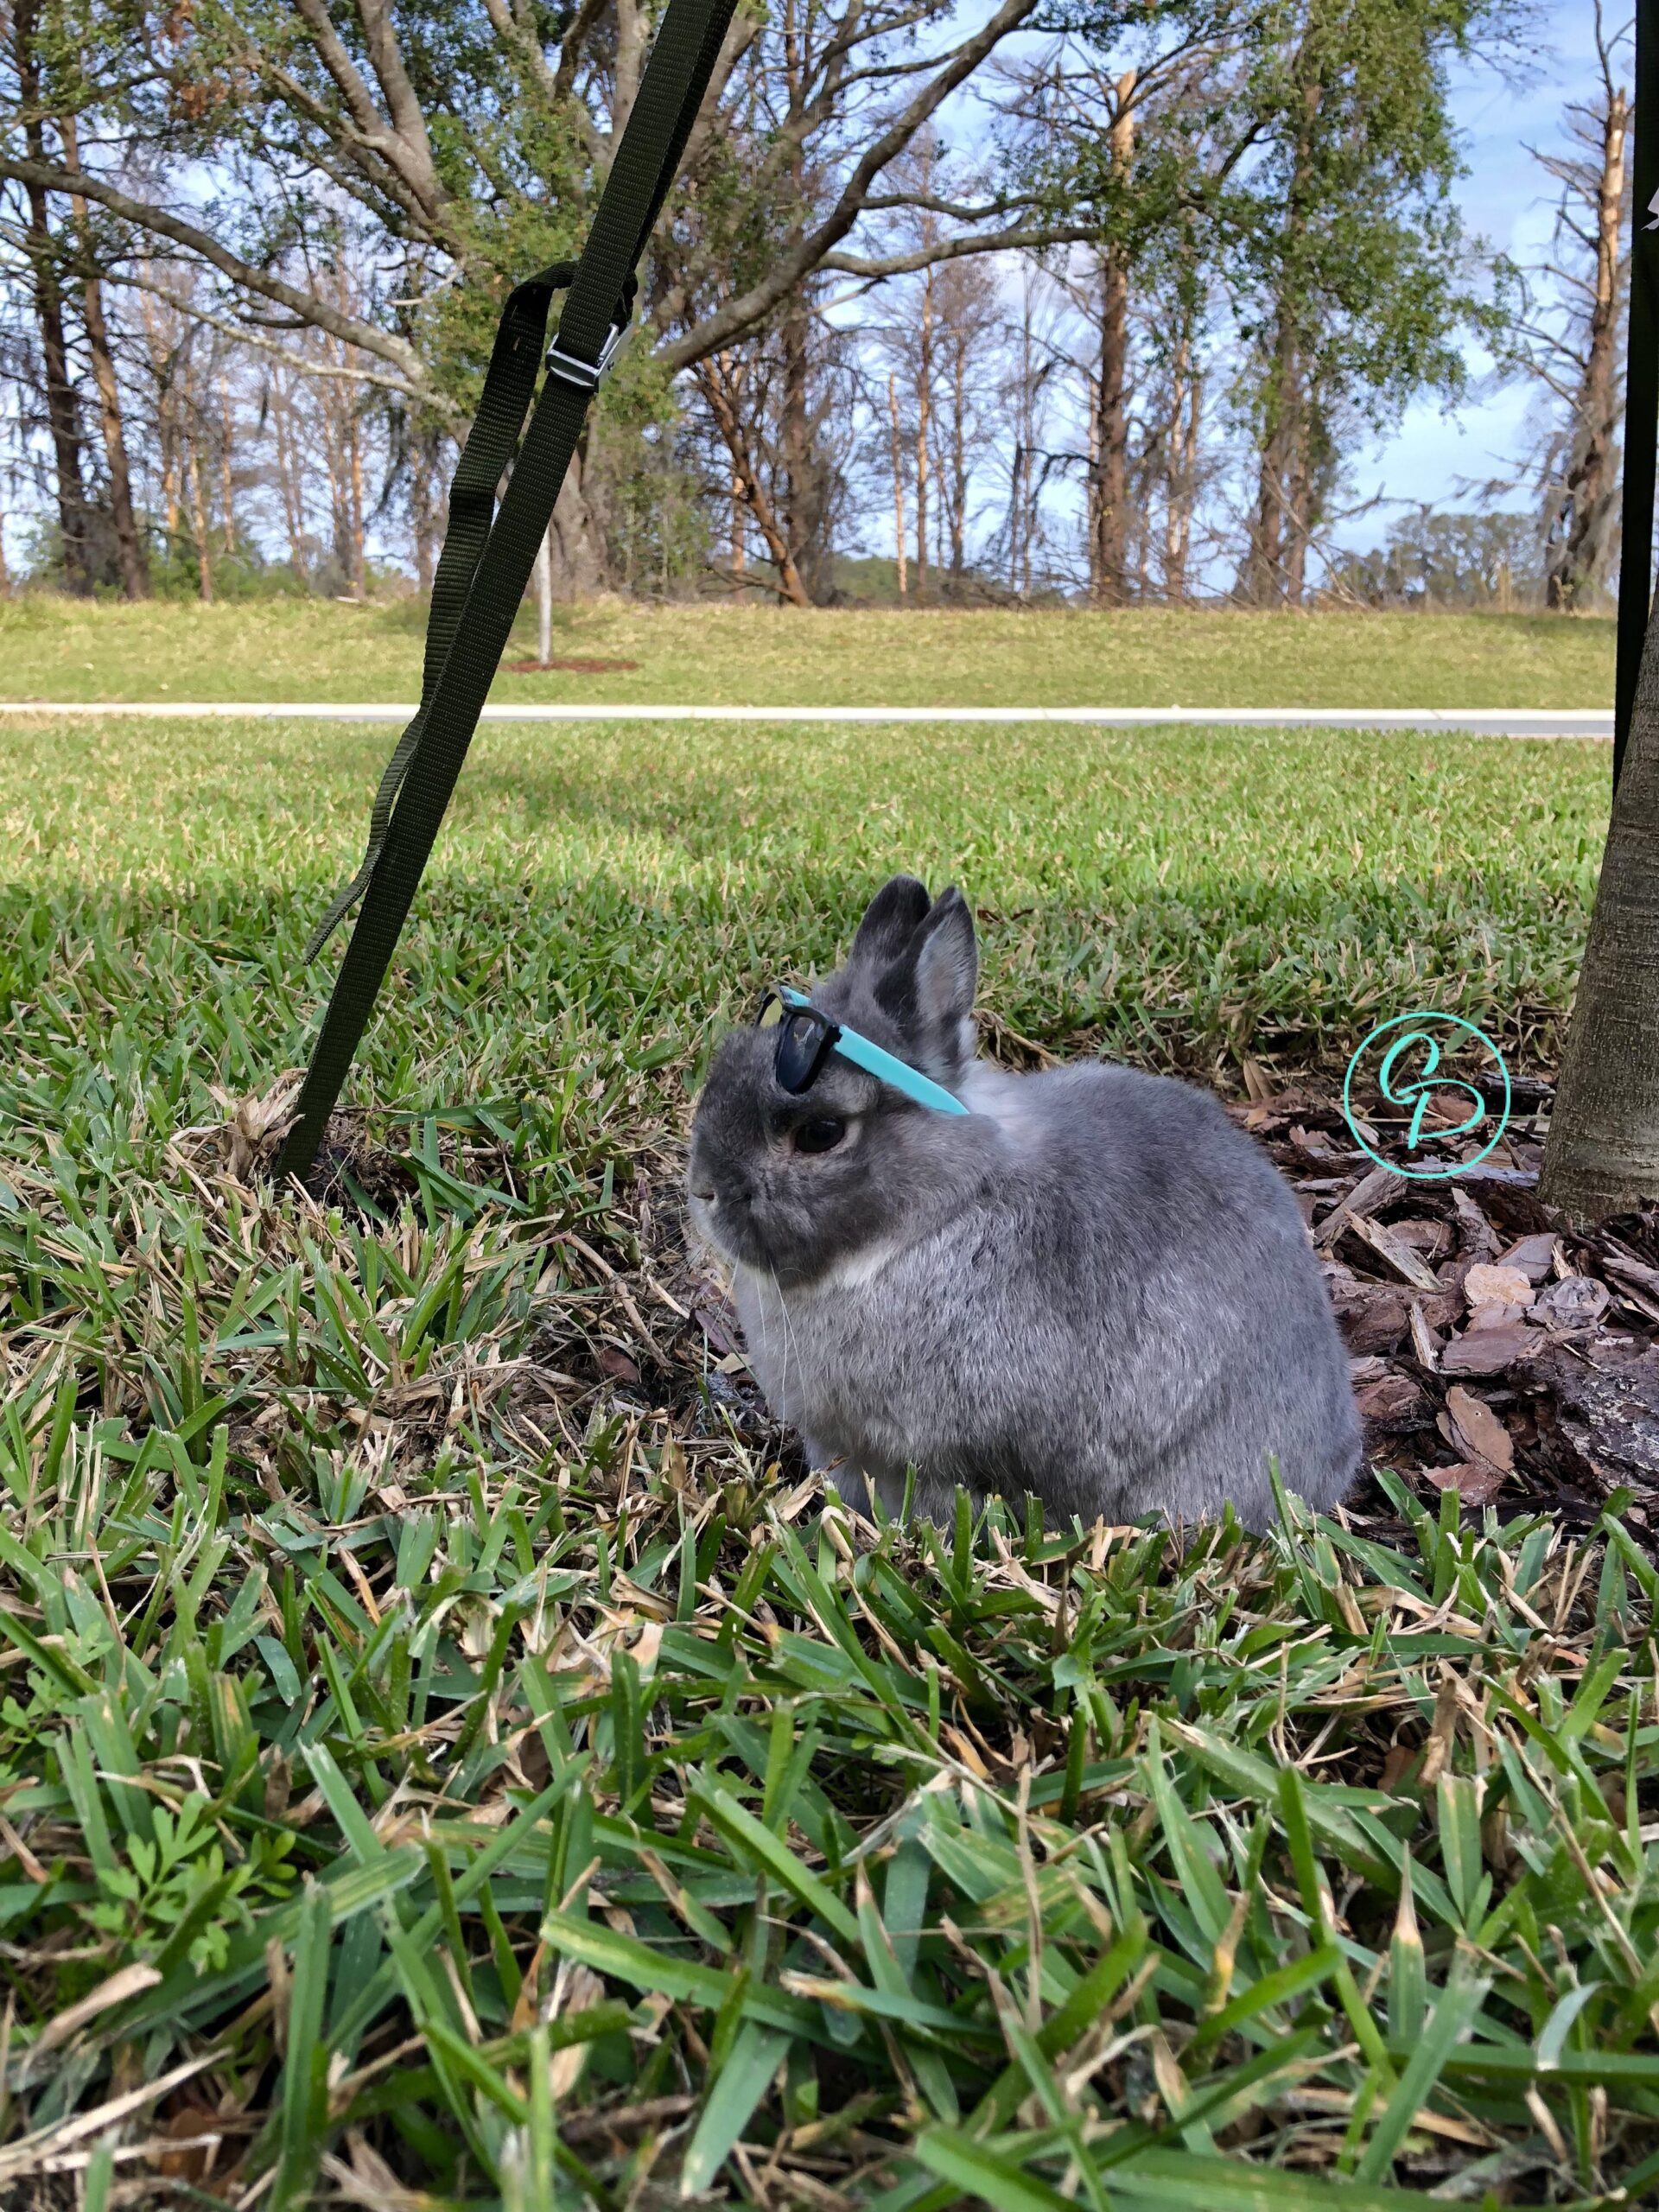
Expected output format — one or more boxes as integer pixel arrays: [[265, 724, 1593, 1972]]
[[0, 0, 1632, 611]]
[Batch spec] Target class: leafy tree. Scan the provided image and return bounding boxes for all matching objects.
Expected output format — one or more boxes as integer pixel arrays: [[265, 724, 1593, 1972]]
[[0, 0, 1057, 463], [1327, 505, 1544, 607], [1007, 0, 1255, 602], [1229, 0, 1506, 606], [6, 0, 1079, 589]]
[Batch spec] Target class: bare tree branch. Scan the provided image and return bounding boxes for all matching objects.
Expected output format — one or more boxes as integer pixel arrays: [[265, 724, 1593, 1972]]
[[818, 222, 1096, 283], [550, 0, 611, 108], [353, 0, 446, 217], [105, 266, 431, 404], [480, 0, 564, 111], [856, 190, 1041, 219], [661, 0, 1044, 369], [0, 153, 429, 385], [283, 0, 440, 222]]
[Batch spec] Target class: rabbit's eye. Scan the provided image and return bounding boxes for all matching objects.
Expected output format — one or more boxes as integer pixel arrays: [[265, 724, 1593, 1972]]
[[794, 1116, 847, 1155]]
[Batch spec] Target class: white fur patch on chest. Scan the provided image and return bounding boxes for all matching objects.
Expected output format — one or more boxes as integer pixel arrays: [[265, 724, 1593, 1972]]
[[816, 1236, 910, 1292]]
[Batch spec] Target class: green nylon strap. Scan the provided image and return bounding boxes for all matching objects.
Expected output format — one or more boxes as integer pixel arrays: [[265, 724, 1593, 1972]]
[[276, 0, 736, 1179], [302, 257, 589, 962]]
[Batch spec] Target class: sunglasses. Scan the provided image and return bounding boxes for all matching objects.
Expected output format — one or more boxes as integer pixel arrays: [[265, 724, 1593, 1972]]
[[757, 987, 969, 1116]]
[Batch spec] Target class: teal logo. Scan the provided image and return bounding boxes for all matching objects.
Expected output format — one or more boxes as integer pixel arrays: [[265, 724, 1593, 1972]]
[[1341, 1014, 1510, 1181]]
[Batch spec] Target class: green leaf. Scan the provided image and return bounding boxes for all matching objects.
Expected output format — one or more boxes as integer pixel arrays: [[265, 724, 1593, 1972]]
[[679, 2021, 791, 2196], [692, 1781, 861, 1947], [914, 2128, 1079, 2212], [274, 1878, 334, 2211], [1355, 1967, 1489, 2183]]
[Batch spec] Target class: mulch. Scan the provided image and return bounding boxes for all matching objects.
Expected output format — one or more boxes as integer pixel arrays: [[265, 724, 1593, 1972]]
[[291, 1059, 1659, 1555], [605, 1071, 1659, 1553], [1232, 1074, 1659, 1547]]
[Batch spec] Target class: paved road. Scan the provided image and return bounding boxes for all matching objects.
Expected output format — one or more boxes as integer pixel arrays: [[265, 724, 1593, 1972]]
[[0, 701, 1613, 736]]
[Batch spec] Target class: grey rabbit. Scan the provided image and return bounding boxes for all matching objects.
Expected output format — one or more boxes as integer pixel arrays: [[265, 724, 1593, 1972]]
[[687, 875, 1361, 1530]]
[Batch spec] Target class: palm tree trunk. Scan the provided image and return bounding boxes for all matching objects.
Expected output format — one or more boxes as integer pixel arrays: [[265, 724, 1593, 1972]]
[[1539, 591, 1659, 1221]]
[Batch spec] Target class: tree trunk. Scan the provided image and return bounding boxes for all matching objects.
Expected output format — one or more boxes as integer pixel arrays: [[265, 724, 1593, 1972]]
[[1285, 414, 1310, 605], [320, 373, 350, 585], [1091, 247, 1129, 601], [1021, 439, 1033, 597], [219, 374, 238, 555], [916, 265, 932, 598], [1090, 73, 1136, 607], [612, 0, 648, 145], [79, 271, 144, 594], [697, 356, 810, 605], [1240, 322, 1300, 605], [1545, 79, 1628, 610], [949, 339, 968, 582], [779, 297, 828, 601], [544, 436, 606, 598], [1238, 81, 1319, 607], [533, 524, 553, 663], [888, 372, 908, 598], [713, 351, 747, 574], [348, 408, 366, 595], [13, 0, 93, 593], [185, 437, 213, 602], [1165, 340, 1199, 601], [271, 378, 309, 583], [60, 116, 146, 599], [138, 289, 182, 547], [1009, 273, 1039, 597], [1540, 594, 1659, 1221]]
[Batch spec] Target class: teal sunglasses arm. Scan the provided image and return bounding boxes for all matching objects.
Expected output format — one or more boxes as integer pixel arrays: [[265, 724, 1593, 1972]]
[[779, 988, 969, 1116]]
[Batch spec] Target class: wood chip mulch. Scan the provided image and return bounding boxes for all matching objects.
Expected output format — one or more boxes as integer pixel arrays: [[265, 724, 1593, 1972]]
[[1230, 1074, 1659, 1549], [287, 1061, 1659, 1557]]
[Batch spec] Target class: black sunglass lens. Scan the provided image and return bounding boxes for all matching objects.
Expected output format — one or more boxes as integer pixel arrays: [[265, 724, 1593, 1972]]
[[757, 994, 785, 1030], [776, 1012, 823, 1091]]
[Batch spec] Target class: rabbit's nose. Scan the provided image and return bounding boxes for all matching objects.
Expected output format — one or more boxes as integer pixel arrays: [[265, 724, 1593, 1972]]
[[690, 1183, 715, 1203]]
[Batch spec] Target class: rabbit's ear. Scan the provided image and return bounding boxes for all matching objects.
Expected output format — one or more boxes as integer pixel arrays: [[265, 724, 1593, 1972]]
[[912, 887, 978, 1032], [849, 874, 931, 970], [875, 887, 977, 1072]]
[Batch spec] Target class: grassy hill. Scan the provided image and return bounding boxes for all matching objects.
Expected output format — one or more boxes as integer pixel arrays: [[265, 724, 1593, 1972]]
[[0, 592, 1615, 709]]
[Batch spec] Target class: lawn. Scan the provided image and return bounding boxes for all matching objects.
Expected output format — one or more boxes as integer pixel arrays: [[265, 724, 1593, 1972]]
[[0, 593, 1617, 709], [2, 702, 1655, 2207]]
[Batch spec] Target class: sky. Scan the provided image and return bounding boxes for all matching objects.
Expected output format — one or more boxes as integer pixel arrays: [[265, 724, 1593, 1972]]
[[1341, 0, 1612, 545]]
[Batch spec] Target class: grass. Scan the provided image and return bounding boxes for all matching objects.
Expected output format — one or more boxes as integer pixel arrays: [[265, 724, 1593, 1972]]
[[0, 594, 1617, 709], [0, 711, 1610, 1074], [2, 704, 1654, 2204]]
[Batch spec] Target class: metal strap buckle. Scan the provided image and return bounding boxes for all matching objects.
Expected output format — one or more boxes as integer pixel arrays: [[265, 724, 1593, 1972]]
[[545, 317, 626, 391]]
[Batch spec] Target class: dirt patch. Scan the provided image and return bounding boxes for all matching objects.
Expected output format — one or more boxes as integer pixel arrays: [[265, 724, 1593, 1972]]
[[503, 656, 640, 674]]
